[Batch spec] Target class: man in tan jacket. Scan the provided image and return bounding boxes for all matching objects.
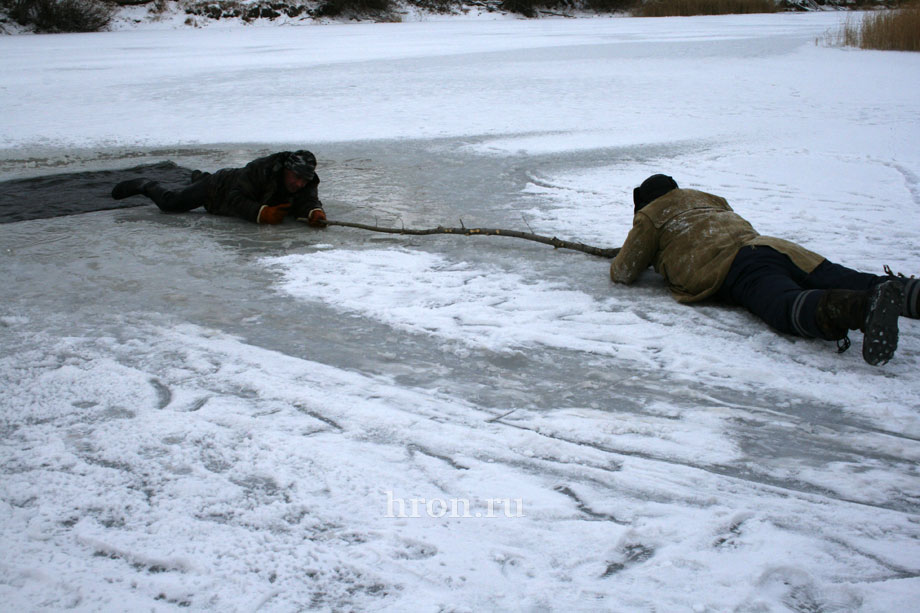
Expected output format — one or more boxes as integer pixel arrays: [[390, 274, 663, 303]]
[[611, 174, 918, 365]]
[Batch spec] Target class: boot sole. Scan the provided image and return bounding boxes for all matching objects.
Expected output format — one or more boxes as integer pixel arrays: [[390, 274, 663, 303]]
[[862, 280, 903, 366]]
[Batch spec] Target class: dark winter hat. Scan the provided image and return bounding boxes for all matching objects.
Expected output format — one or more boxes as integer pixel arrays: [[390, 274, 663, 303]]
[[633, 174, 679, 213], [285, 150, 317, 181]]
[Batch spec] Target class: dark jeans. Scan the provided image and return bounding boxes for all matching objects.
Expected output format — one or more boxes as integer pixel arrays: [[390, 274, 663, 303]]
[[148, 177, 210, 213], [716, 246, 887, 339]]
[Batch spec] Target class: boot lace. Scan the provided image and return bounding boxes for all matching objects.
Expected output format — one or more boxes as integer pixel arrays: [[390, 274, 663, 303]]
[[884, 264, 916, 279], [836, 335, 851, 354]]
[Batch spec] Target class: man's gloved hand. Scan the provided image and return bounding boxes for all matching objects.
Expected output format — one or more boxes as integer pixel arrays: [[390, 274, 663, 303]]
[[257, 203, 291, 225], [307, 208, 327, 228]]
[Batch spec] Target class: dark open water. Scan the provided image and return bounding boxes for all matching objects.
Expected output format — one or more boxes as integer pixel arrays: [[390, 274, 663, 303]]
[[0, 161, 193, 223]]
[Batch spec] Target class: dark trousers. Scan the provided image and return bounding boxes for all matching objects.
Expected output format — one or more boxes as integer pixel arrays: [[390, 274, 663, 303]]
[[147, 177, 210, 213], [716, 246, 887, 339]]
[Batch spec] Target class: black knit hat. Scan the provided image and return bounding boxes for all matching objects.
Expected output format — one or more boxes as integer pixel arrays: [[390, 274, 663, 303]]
[[285, 150, 317, 181], [634, 174, 678, 213]]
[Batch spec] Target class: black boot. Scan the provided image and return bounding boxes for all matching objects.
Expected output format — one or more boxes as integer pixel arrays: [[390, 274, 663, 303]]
[[190, 169, 211, 183], [111, 178, 151, 200], [142, 181, 170, 205], [141, 181, 199, 213], [816, 281, 903, 365], [816, 290, 865, 341], [113, 179, 173, 211]]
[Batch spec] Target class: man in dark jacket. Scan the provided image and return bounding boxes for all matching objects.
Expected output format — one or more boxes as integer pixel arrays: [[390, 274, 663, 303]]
[[611, 174, 918, 365], [111, 150, 327, 226]]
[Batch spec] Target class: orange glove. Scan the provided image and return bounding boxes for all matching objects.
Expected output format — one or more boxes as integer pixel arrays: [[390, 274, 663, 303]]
[[257, 203, 291, 225], [307, 208, 327, 228]]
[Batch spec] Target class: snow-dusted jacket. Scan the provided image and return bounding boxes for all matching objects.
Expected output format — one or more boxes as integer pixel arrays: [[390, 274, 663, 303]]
[[610, 188, 824, 303], [203, 152, 322, 222]]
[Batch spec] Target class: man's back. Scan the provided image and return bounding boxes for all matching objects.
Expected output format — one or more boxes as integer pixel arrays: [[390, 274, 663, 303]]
[[612, 188, 760, 302]]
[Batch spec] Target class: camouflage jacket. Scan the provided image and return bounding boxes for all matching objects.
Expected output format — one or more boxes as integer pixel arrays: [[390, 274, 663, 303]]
[[610, 188, 824, 303], [203, 152, 322, 222]]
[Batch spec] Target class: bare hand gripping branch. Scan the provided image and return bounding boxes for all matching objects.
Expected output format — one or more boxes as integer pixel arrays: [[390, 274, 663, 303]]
[[299, 218, 621, 259]]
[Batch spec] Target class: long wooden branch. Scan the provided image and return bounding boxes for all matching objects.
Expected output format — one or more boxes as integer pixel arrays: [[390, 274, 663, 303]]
[[298, 218, 620, 259]]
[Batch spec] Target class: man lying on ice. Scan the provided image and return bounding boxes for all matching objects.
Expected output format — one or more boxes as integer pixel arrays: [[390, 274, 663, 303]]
[[611, 174, 918, 366], [111, 150, 327, 227]]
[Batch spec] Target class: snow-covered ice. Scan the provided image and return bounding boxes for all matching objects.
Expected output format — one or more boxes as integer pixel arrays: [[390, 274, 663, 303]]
[[1, 12, 919, 611]]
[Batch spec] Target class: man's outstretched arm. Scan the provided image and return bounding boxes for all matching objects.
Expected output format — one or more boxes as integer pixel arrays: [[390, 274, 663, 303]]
[[610, 215, 656, 285]]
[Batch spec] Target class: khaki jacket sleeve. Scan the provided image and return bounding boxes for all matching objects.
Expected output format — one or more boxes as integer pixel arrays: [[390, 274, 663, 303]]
[[610, 214, 657, 285]]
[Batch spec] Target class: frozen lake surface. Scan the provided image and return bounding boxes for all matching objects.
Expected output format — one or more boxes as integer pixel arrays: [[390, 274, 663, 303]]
[[1, 13, 919, 611]]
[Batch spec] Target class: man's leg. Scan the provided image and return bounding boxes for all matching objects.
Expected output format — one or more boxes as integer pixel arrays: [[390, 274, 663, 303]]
[[807, 259, 920, 319], [720, 247, 903, 364], [143, 179, 208, 213], [718, 246, 824, 338], [903, 277, 920, 319], [112, 177, 208, 213], [803, 259, 884, 291]]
